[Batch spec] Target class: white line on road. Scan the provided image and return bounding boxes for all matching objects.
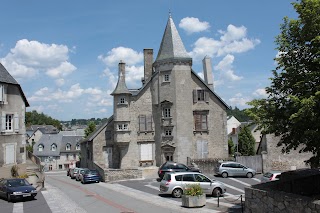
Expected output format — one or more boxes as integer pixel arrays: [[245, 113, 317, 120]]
[[229, 178, 251, 187], [145, 184, 159, 191], [12, 203, 23, 213], [252, 178, 261, 182]]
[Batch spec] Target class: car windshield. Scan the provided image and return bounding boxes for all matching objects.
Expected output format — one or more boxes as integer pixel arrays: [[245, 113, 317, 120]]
[[7, 179, 30, 187]]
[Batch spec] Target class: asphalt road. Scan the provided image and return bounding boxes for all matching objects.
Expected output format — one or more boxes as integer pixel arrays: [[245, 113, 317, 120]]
[[0, 171, 263, 213]]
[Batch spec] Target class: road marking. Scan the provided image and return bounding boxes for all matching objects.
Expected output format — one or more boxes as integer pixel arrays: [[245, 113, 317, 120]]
[[12, 203, 23, 213], [229, 178, 251, 187], [252, 178, 261, 182], [145, 184, 159, 191]]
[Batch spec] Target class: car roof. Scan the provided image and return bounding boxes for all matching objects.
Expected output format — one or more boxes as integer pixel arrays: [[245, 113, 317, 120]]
[[167, 172, 203, 175]]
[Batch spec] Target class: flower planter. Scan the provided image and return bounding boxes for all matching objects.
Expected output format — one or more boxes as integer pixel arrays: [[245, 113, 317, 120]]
[[181, 194, 206, 208]]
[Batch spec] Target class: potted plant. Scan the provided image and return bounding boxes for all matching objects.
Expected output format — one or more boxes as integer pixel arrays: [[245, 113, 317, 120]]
[[181, 184, 206, 208]]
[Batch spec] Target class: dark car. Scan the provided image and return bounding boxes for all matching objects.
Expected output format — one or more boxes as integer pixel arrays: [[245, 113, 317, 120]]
[[158, 161, 201, 179], [0, 178, 37, 202], [80, 170, 100, 184]]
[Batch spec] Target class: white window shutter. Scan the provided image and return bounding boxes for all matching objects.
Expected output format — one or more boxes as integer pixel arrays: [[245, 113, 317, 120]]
[[1, 112, 5, 132], [14, 113, 19, 132], [0, 84, 3, 102]]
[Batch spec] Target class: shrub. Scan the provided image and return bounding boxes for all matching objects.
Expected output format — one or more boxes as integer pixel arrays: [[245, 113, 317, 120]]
[[184, 184, 203, 196]]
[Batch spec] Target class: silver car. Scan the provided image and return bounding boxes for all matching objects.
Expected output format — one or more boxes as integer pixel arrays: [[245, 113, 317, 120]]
[[159, 172, 227, 198], [261, 171, 281, 183], [215, 161, 256, 178]]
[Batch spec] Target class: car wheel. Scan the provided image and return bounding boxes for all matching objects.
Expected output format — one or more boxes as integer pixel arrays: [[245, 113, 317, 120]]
[[212, 188, 222, 197], [247, 172, 253, 178], [222, 172, 228, 178], [172, 188, 183, 198], [81, 180, 84, 184]]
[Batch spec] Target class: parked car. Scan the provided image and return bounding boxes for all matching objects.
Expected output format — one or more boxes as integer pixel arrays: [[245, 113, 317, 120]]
[[75, 168, 90, 181], [261, 171, 281, 183], [0, 178, 37, 202], [80, 170, 101, 184], [215, 161, 256, 178], [158, 161, 201, 179], [159, 172, 226, 198], [70, 168, 79, 179]]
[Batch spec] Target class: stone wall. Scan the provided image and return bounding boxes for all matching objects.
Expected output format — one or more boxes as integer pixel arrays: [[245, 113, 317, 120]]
[[245, 187, 320, 213], [104, 168, 142, 182]]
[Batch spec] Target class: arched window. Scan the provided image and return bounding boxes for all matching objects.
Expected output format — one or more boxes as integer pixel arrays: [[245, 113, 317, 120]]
[[76, 143, 80, 150], [51, 143, 57, 151], [38, 144, 44, 152], [66, 143, 71, 151]]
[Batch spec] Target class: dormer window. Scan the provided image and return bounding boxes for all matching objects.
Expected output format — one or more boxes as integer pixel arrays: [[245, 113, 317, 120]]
[[51, 144, 57, 151], [76, 143, 80, 150], [66, 143, 71, 151], [163, 108, 171, 118], [38, 144, 44, 152]]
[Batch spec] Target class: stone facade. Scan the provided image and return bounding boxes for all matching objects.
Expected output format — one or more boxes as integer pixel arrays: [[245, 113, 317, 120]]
[[258, 134, 312, 172], [81, 15, 229, 173], [0, 63, 29, 167]]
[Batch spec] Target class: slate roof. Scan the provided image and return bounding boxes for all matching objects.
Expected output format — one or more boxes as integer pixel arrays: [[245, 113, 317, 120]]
[[111, 62, 131, 95], [0, 63, 29, 107], [33, 134, 62, 157], [60, 136, 83, 153], [156, 15, 191, 62]]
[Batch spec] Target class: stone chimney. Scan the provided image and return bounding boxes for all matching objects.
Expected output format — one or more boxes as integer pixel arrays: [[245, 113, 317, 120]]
[[119, 60, 126, 81], [143, 49, 153, 84], [202, 56, 214, 90]]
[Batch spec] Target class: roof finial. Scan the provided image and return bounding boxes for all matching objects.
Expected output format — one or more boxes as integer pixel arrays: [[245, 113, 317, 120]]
[[169, 9, 171, 18]]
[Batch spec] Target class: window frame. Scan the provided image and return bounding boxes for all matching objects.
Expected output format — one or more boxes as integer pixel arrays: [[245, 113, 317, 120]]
[[117, 123, 129, 131], [164, 74, 170, 82], [138, 115, 153, 132], [76, 143, 80, 150], [51, 144, 57, 151], [66, 143, 71, 151], [194, 112, 208, 131], [163, 108, 171, 118], [5, 114, 14, 132], [38, 144, 44, 152]]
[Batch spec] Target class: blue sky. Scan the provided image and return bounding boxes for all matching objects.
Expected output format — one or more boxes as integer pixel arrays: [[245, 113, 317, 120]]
[[0, 0, 297, 121]]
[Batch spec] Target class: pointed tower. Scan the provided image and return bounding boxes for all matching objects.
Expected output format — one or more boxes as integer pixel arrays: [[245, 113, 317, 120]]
[[152, 15, 194, 165]]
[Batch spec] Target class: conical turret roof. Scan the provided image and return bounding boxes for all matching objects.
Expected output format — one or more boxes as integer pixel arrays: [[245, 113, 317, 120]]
[[111, 61, 131, 95], [156, 15, 191, 62]]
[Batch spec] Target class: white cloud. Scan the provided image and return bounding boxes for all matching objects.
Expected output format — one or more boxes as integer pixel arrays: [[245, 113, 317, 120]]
[[214, 54, 243, 81], [228, 93, 250, 107], [98, 47, 143, 67], [253, 88, 268, 98], [179, 17, 210, 34], [190, 25, 260, 60], [0, 39, 75, 80], [34, 87, 50, 96], [46, 61, 76, 78], [55, 78, 65, 87]]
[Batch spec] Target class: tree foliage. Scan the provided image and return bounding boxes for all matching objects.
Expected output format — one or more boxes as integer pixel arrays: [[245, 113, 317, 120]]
[[227, 106, 251, 122], [26, 110, 62, 130], [245, 0, 320, 167], [85, 121, 96, 138], [228, 138, 235, 156], [238, 126, 256, 156]]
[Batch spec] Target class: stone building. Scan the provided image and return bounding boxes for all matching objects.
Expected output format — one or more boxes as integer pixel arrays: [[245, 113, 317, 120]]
[[0, 63, 29, 167], [81, 15, 229, 170]]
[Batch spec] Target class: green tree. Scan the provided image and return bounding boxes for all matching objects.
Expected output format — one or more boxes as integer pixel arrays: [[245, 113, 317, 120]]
[[246, 0, 320, 167], [238, 126, 256, 156], [228, 138, 235, 156], [25, 110, 62, 130], [85, 121, 96, 138], [227, 106, 251, 122]]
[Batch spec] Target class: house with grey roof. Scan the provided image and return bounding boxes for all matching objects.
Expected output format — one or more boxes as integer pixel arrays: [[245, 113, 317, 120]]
[[0, 63, 29, 167], [81, 15, 229, 172], [33, 132, 82, 170]]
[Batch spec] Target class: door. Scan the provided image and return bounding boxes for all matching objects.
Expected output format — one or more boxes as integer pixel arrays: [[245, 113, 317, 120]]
[[5, 144, 15, 164]]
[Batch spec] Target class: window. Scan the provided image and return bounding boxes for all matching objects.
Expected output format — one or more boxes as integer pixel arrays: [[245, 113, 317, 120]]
[[66, 143, 71, 151], [197, 140, 208, 158], [5, 114, 13, 131], [193, 89, 209, 103], [164, 74, 170, 82], [138, 115, 153, 131], [51, 144, 57, 151], [165, 130, 172, 136], [76, 143, 80, 150], [38, 144, 44, 152], [117, 123, 128, 131], [163, 108, 171, 118], [194, 112, 208, 131], [119, 97, 126, 104], [182, 174, 195, 182]]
